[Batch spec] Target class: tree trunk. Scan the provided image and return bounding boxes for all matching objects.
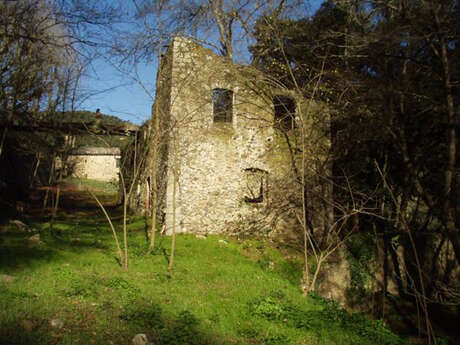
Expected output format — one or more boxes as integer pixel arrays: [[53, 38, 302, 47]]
[[120, 173, 129, 271], [148, 10, 163, 254], [438, 30, 458, 263], [0, 127, 7, 158], [168, 169, 177, 271]]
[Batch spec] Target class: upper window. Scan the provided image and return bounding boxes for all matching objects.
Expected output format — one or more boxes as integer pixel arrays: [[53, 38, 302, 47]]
[[273, 95, 296, 130], [213, 88, 233, 123]]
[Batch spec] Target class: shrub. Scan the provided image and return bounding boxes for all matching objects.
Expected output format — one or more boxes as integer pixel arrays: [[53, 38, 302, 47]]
[[250, 296, 286, 321], [250, 293, 406, 345], [105, 276, 140, 300], [346, 234, 376, 299]]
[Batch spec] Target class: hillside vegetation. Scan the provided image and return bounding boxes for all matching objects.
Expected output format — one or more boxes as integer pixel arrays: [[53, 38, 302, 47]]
[[49, 110, 134, 148]]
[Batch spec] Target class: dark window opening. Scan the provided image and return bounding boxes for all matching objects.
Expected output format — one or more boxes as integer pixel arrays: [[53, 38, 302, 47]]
[[273, 95, 296, 130], [244, 168, 268, 204], [213, 88, 233, 122]]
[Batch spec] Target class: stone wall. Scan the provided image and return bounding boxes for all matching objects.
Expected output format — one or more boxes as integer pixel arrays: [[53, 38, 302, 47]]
[[139, 37, 329, 236], [66, 147, 120, 182], [154, 37, 287, 234]]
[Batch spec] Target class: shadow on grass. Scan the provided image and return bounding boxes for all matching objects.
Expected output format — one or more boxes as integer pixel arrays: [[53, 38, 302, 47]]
[[0, 209, 148, 274], [120, 300, 216, 345], [0, 299, 224, 345], [0, 230, 115, 270], [0, 240, 62, 271], [276, 259, 303, 286], [0, 319, 54, 345]]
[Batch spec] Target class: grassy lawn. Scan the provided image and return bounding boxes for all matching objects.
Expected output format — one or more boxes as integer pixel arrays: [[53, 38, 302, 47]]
[[61, 177, 119, 194], [53, 177, 120, 209], [0, 211, 405, 345]]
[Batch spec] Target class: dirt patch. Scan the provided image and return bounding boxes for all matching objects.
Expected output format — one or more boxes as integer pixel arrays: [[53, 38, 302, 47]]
[[23, 181, 119, 216]]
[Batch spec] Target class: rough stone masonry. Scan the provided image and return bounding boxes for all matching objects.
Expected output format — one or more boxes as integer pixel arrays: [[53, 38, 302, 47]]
[[137, 36, 328, 235]]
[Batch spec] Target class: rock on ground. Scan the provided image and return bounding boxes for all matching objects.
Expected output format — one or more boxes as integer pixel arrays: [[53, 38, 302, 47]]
[[9, 220, 29, 232], [132, 334, 150, 345], [27, 234, 44, 246], [50, 319, 64, 329]]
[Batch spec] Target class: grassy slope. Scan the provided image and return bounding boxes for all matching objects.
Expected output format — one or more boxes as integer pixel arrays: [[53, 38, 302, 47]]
[[0, 212, 405, 345]]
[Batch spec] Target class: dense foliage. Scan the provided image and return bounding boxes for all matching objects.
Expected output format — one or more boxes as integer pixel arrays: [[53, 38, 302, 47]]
[[251, 0, 458, 341], [48, 111, 133, 148]]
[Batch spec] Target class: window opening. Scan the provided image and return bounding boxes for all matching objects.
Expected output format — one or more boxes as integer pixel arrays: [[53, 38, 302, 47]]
[[244, 168, 268, 204], [273, 95, 296, 130], [213, 88, 233, 122]]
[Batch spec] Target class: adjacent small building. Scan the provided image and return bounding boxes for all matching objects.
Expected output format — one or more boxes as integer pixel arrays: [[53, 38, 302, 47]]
[[67, 147, 120, 182]]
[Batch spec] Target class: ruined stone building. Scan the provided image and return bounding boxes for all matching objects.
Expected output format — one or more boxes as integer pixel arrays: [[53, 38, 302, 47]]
[[139, 37, 330, 235]]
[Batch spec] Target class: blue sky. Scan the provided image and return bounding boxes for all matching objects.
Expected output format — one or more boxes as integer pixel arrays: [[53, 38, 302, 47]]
[[79, 1, 324, 125], [79, 58, 157, 124]]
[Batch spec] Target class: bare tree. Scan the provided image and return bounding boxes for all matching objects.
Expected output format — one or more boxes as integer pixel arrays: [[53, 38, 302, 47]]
[[115, 0, 301, 64]]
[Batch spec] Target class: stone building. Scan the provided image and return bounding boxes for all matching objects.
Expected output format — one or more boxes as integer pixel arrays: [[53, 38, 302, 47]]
[[66, 147, 120, 182], [139, 37, 330, 235]]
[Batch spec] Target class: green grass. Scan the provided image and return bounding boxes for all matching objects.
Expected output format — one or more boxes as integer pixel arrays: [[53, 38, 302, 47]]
[[0, 211, 406, 345], [61, 177, 119, 194]]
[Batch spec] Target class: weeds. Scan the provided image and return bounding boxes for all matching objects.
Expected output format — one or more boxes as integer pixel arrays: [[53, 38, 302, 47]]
[[261, 334, 290, 345], [250, 296, 287, 321], [106, 276, 140, 301], [248, 293, 407, 345]]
